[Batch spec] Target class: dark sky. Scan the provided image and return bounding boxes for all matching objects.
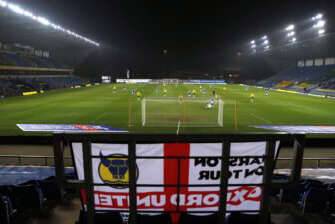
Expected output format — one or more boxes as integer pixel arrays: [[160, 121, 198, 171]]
[[7, 0, 335, 73]]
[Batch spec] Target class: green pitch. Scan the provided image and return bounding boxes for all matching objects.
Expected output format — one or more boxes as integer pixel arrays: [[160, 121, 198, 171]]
[[1, 84, 335, 135]]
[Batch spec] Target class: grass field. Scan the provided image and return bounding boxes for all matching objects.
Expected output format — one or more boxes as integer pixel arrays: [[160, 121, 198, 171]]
[[1, 83, 335, 135]]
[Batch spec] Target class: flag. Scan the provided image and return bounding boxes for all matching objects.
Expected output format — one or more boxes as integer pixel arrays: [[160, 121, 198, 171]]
[[73, 142, 273, 222]]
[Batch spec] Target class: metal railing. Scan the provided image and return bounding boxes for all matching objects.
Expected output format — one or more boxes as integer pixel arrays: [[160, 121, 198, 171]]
[[0, 154, 72, 166], [277, 157, 335, 169], [0, 134, 334, 224], [2, 154, 335, 169], [52, 133, 306, 224]]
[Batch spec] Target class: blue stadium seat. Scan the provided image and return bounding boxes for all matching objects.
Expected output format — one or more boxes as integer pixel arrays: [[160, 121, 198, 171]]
[[11, 184, 44, 212], [0, 194, 16, 224], [279, 184, 302, 203], [301, 187, 328, 214], [22, 178, 61, 201]]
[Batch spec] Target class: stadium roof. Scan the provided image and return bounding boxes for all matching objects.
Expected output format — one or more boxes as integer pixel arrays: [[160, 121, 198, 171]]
[[0, 1, 100, 51], [1, 0, 335, 74]]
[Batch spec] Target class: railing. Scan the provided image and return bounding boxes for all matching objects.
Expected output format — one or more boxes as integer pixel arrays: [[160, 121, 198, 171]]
[[52, 133, 306, 224], [277, 157, 335, 169], [1, 154, 335, 169], [0, 134, 333, 224], [0, 154, 72, 166]]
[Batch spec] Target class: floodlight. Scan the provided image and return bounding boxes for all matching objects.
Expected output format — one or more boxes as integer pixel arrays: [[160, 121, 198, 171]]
[[250, 40, 255, 44], [318, 29, 325, 35], [0, 1, 100, 47], [251, 44, 256, 49], [263, 40, 269, 45], [316, 14, 323, 19], [312, 14, 323, 21], [264, 45, 270, 50], [8, 3, 25, 15], [313, 20, 326, 28], [262, 35, 268, 40], [291, 37, 296, 42], [0, 0, 7, 7], [285, 24, 295, 31], [36, 16, 50, 26], [287, 31, 295, 37]]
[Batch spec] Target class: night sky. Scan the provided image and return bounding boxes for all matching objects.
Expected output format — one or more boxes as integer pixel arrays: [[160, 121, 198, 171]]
[[7, 0, 335, 74]]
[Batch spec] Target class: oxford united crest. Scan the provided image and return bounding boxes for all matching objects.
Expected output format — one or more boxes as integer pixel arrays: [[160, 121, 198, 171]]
[[98, 152, 138, 188]]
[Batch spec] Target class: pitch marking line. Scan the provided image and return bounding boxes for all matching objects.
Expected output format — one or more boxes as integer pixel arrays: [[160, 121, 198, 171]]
[[249, 112, 272, 124], [177, 120, 181, 135]]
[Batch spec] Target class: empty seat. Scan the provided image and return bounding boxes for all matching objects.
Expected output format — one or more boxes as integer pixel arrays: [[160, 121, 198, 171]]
[[179, 213, 218, 224], [76, 210, 123, 224], [279, 185, 301, 203], [136, 213, 172, 224], [39, 178, 62, 201], [0, 195, 14, 224], [301, 187, 328, 214], [11, 184, 44, 211]]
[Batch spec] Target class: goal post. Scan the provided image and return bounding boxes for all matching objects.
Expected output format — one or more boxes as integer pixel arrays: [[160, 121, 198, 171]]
[[141, 98, 146, 126], [141, 97, 224, 127], [218, 99, 224, 127]]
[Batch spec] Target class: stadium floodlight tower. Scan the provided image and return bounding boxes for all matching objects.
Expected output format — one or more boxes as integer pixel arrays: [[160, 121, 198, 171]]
[[0, 0, 7, 7], [312, 19, 326, 37], [285, 24, 295, 31], [313, 20, 326, 29], [287, 31, 295, 37], [318, 29, 325, 36], [312, 13, 323, 21], [250, 40, 256, 52]]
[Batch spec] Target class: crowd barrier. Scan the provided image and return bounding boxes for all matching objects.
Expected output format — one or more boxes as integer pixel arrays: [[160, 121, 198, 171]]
[[2, 134, 335, 224], [52, 133, 306, 224]]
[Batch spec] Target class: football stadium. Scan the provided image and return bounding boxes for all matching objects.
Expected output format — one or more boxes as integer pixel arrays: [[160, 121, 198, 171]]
[[1, 1, 335, 224]]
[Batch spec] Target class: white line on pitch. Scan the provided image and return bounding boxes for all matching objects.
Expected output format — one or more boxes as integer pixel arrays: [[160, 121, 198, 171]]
[[177, 120, 181, 135], [249, 112, 272, 124]]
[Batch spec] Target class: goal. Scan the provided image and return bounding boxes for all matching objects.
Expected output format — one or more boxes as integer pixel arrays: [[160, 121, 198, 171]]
[[141, 97, 224, 127]]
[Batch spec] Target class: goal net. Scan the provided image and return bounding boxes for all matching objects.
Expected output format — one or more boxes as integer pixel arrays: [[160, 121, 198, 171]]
[[141, 97, 224, 127]]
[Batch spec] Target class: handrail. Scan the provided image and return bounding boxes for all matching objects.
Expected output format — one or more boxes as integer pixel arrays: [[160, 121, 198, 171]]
[[1, 154, 335, 169], [277, 157, 335, 168], [0, 154, 72, 166]]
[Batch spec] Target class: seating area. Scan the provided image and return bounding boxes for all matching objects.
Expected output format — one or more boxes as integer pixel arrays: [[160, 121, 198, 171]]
[[0, 46, 87, 98], [0, 75, 85, 97], [0, 166, 75, 224], [265, 65, 335, 84], [271, 174, 335, 223], [0, 51, 67, 69], [258, 64, 335, 97]]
